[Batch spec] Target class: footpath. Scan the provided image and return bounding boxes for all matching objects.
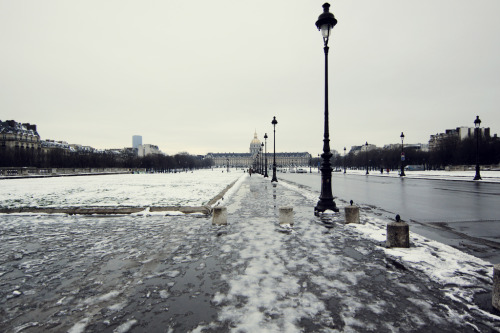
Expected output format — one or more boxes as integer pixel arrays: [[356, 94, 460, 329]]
[[1, 174, 499, 332], [196, 175, 500, 332]]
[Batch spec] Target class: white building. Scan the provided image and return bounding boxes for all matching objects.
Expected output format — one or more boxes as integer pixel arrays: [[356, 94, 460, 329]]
[[137, 144, 162, 157]]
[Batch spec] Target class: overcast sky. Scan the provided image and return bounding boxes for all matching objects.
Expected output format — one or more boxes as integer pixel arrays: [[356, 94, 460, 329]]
[[1, 0, 499, 156]]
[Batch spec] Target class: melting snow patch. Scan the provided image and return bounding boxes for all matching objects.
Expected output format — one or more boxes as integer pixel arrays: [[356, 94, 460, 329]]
[[113, 319, 138, 333], [68, 318, 90, 333], [83, 290, 121, 305], [159, 290, 170, 299], [108, 301, 128, 312]]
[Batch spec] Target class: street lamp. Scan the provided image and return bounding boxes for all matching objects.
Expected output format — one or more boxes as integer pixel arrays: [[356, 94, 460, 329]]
[[227, 158, 229, 173], [400, 132, 406, 177], [474, 116, 482, 180], [365, 142, 369, 175], [314, 3, 339, 215], [264, 133, 269, 177], [343, 147, 346, 174], [271, 116, 278, 182], [261, 143, 264, 176]]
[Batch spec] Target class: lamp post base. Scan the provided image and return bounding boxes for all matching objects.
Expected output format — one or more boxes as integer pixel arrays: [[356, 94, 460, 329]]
[[474, 164, 481, 180], [314, 199, 339, 216], [314, 161, 339, 216]]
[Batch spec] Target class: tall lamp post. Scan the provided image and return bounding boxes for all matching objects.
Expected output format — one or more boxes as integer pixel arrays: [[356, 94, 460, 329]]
[[400, 132, 406, 177], [474, 116, 482, 180], [314, 3, 339, 215], [365, 141, 369, 175], [271, 116, 278, 182], [264, 133, 269, 177], [343, 147, 346, 174]]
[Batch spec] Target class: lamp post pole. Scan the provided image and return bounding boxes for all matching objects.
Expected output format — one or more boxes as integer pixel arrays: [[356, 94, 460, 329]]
[[258, 150, 261, 174], [264, 133, 269, 177], [343, 147, 346, 174], [271, 116, 278, 182], [314, 3, 338, 215], [474, 116, 482, 180], [365, 141, 369, 175], [261, 143, 264, 176], [400, 132, 406, 177]]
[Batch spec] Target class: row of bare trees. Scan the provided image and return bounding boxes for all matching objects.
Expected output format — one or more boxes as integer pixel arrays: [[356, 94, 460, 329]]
[[0, 148, 213, 171], [310, 136, 500, 170], [3, 135, 499, 171]]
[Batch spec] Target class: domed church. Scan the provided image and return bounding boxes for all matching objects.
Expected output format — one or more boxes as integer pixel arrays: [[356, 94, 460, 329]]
[[249, 131, 261, 155], [205, 132, 311, 169]]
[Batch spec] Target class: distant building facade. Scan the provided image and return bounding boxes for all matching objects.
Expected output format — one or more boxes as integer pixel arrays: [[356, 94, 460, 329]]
[[137, 144, 162, 157], [206, 132, 311, 168], [0, 120, 41, 151], [349, 143, 377, 155], [429, 126, 491, 150]]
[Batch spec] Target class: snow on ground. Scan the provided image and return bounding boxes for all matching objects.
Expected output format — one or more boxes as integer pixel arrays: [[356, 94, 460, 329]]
[[331, 169, 500, 183], [1, 170, 499, 331], [0, 169, 244, 209]]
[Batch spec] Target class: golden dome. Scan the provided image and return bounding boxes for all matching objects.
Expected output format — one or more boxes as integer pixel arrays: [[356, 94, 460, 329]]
[[251, 131, 261, 145]]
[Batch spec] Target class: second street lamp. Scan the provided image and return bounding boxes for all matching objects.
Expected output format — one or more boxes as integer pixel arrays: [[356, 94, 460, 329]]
[[400, 132, 406, 177], [474, 116, 482, 181], [314, 3, 339, 215], [343, 147, 346, 174], [271, 116, 278, 182], [264, 133, 269, 178]]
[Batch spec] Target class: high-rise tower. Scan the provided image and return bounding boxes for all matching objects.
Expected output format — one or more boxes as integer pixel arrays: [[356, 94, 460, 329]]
[[132, 135, 142, 149]]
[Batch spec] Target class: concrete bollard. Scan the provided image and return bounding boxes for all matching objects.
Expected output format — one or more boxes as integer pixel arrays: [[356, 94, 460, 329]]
[[386, 214, 410, 248], [344, 200, 360, 224], [493, 264, 500, 311], [212, 206, 227, 225], [279, 207, 294, 225]]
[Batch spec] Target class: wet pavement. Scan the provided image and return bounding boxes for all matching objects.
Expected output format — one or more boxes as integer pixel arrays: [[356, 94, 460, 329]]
[[1, 175, 499, 332], [280, 172, 500, 265]]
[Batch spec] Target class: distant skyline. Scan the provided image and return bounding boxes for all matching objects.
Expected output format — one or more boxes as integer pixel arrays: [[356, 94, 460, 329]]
[[1, 0, 499, 155]]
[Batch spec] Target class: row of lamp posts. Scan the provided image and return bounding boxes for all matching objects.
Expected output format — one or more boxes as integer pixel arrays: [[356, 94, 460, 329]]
[[347, 117, 482, 180], [254, 116, 278, 182]]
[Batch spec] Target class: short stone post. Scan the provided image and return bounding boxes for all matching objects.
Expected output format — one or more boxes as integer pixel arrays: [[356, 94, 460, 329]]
[[212, 206, 227, 225], [279, 207, 293, 225], [386, 214, 409, 248], [493, 264, 500, 311], [344, 200, 360, 224]]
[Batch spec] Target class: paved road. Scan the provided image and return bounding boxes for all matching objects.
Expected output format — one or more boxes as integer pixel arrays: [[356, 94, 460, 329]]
[[279, 172, 500, 264]]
